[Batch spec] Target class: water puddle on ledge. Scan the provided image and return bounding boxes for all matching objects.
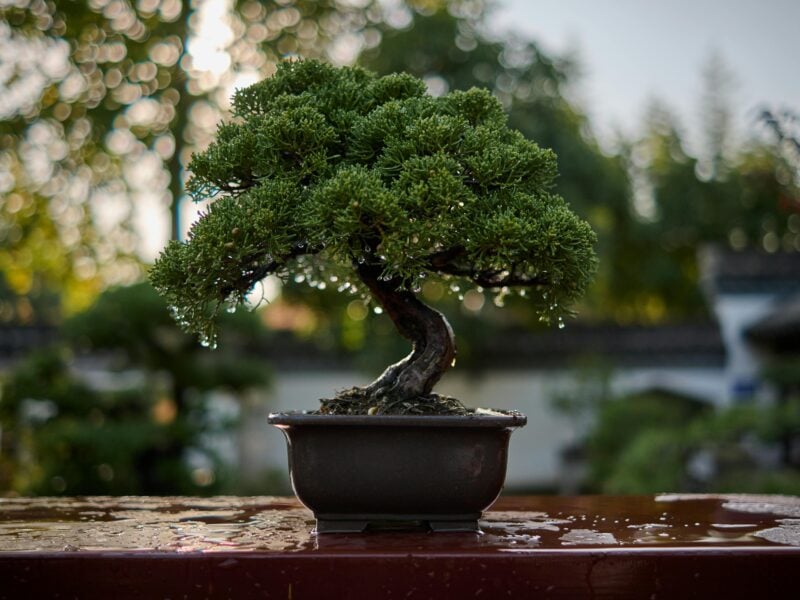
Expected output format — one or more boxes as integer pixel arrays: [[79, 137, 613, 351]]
[[2, 495, 800, 553], [0, 497, 317, 553]]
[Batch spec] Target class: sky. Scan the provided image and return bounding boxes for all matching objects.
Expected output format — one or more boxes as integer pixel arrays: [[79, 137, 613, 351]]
[[489, 0, 800, 149]]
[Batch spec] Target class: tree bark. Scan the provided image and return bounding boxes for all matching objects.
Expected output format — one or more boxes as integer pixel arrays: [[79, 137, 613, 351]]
[[356, 263, 456, 401], [167, 1, 192, 241]]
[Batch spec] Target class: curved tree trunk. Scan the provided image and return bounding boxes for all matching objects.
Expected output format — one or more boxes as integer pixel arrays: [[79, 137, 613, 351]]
[[356, 263, 456, 402]]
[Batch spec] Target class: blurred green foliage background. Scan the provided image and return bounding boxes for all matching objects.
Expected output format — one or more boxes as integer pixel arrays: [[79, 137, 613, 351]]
[[1, 0, 799, 496]]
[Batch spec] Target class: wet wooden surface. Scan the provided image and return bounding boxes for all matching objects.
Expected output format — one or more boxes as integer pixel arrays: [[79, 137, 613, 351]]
[[1, 494, 799, 598]]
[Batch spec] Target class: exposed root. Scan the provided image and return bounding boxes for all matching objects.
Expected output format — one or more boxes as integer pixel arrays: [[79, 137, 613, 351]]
[[316, 386, 471, 416]]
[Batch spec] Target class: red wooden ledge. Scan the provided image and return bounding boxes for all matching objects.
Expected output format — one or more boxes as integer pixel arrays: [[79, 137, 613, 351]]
[[1, 494, 799, 598]]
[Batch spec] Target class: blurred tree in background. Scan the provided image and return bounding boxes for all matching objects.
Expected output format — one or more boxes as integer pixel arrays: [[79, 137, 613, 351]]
[[0, 0, 388, 323], [615, 56, 800, 320], [758, 107, 800, 171]]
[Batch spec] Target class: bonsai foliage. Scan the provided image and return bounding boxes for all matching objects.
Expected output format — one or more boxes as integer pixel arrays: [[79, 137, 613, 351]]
[[151, 60, 596, 413]]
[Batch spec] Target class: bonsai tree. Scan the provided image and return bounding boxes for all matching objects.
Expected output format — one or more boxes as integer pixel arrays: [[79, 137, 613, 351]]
[[150, 60, 596, 414]]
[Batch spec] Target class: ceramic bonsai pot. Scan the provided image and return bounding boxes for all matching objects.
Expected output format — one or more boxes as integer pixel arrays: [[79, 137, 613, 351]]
[[268, 411, 527, 533]]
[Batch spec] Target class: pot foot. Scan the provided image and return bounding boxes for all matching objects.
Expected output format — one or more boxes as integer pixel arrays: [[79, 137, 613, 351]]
[[314, 516, 481, 533], [428, 519, 480, 532], [315, 519, 370, 533]]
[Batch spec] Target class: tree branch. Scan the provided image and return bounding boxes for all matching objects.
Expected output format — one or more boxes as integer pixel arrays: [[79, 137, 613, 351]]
[[425, 246, 549, 288], [222, 241, 321, 298]]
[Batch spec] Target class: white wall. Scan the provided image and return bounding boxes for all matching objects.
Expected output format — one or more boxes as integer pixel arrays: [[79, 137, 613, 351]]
[[711, 293, 781, 404], [610, 366, 727, 407]]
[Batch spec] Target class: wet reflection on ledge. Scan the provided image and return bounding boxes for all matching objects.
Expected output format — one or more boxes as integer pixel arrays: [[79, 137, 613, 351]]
[[3, 494, 800, 554]]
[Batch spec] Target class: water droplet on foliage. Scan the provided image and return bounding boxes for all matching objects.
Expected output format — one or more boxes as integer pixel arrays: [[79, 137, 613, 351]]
[[318, 282, 326, 290], [558, 319, 566, 329], [373, 306, 383, 315], [200, 337, 218, 350], [294, 275, 305, 283]]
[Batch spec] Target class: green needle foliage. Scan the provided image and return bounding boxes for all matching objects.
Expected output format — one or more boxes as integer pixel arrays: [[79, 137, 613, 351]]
[[151, 60, 597, 347]]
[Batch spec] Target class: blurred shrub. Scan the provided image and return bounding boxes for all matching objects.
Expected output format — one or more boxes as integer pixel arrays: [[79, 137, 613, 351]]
[[584, 388, 800, 494], [603, 429, 689, 494], [586, 390, 709, 489], [0, 348, 207, 494], [0, 283, 272, 496]]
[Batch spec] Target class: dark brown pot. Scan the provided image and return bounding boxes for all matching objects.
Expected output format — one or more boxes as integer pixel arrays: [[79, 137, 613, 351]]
[[267, 412, 526, 533]]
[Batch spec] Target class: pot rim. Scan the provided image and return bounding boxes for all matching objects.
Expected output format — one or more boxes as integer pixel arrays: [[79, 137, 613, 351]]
[[267, 410, 527, 428]]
